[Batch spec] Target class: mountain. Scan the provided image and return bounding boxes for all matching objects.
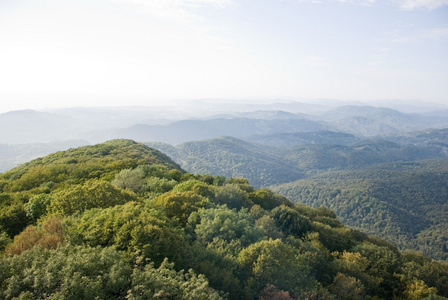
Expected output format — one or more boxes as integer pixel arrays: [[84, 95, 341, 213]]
[[0, 110, 78, 143], [281, 138, 447, 172], [1, 140, 447, 299], [148, 132, 448, 188], [1, 104, 446, 173], [380, 128, 448, 147], [320, 106, 448, 136], [245, 131, 361, 148], [0, 140, 89, 173], [212, 110, 313, 120], [0, 107, 185, 144], [271, 160, 448, 261], [1, 104, 446, 146], [148, 136, 303, 187], [93, 106, 448, 144], [103, 117, 327, 145], [1, 139, 182, 181]]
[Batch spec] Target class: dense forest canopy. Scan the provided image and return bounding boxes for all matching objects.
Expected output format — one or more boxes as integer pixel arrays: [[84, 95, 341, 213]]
[[272, 160, 448, 261], [1, 140, 447, 299], [144, 128, 448, 263]]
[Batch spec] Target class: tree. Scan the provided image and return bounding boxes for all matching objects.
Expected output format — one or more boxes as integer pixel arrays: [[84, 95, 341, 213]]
[[189, 206, 264, 249], [328, 273, 366, 300], [214, 184, 252, 210], [5, 217, 64, 255], [258, 284, 293, 300], [402, 279, 438, 300], [0, 201, 28, 238], [153, 191, 209, 225], [111, 168, 147, 194], [237, 239, 315, 298], [127, 258, 223, 300], [24, 194, 52, 222], [65, 203, 185, 266], [0, 245, 132, 300], [249, 188, 291, 210], [50, 179, 136, 215], [270, 205, 312, 237]]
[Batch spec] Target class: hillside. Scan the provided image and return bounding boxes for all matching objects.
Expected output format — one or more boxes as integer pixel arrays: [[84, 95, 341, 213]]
[[0, 140, 89, 173], [98, 117, 327, 145], [1, 140, 447, 299], [147, 136, 303, 187], [147, 131, 448, 188], [319, 106, 448, 136], [145, 133, 448, 261], [272, 160, 448, 261], [381, 128, 448, 147], [245, 131, 361, 148]]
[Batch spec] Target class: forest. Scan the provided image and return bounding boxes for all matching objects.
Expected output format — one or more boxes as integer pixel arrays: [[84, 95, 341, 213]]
[[145, 129, 448, 261], [272, 160, 448, 261], [0, 139, 447, 299]]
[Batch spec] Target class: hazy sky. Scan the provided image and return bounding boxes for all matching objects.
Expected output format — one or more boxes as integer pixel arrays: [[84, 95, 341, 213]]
[[0, 0, 447, 112]]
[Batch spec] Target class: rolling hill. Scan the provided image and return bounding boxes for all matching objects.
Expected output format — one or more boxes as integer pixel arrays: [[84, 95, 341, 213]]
[[271, 160, 448, 260], [148, 136, 303, 188], [147, 129, 448, 188]]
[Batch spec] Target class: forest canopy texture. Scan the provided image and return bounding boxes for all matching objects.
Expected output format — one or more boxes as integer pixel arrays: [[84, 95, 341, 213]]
[[0, 140, 447, 299]]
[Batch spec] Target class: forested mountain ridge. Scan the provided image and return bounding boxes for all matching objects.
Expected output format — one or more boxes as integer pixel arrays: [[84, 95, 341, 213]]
[[147, 129, 448, 188], [318, 105, 447, 136], [272, 160, 448, 261], [145, 130, 448, 261], [1, 140, 448, 299], [147, 136, 304, 187], [245, 130, 361, 147], [101, 117, 327, 145], [380, 128, 448, 147]]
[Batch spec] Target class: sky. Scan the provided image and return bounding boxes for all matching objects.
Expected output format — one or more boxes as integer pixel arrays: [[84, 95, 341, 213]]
[[0, 0, 447, 113]]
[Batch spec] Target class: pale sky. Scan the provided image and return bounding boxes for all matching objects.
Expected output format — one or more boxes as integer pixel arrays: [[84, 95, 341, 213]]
[[0, 0, 447, 113]]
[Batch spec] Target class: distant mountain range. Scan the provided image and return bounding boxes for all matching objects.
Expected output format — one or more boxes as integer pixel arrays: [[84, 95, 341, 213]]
[[0, 140, 88, 173], [1, 103, 447, 146]]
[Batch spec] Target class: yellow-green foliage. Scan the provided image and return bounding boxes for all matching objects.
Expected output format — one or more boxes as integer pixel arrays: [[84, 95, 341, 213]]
[[49, 179, 136, 215]]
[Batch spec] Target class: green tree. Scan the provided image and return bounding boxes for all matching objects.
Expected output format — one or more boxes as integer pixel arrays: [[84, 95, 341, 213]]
[[153, 191, 209, 225], [189, 206, 264, 250], [50, 179, 136, 215], [24, 193, 52, 222], [0, 201, 28, 237], [329, 273, 366, 300], [0, 245, 132, 300], [237, 239, 315, 298], [270, 205, 312, 237], [127, 258, 223, 300], [248, 188, 291, 210], [65, 203, 184, 265], [214, 184, 252, 210], [111, 168, 147, 194]]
